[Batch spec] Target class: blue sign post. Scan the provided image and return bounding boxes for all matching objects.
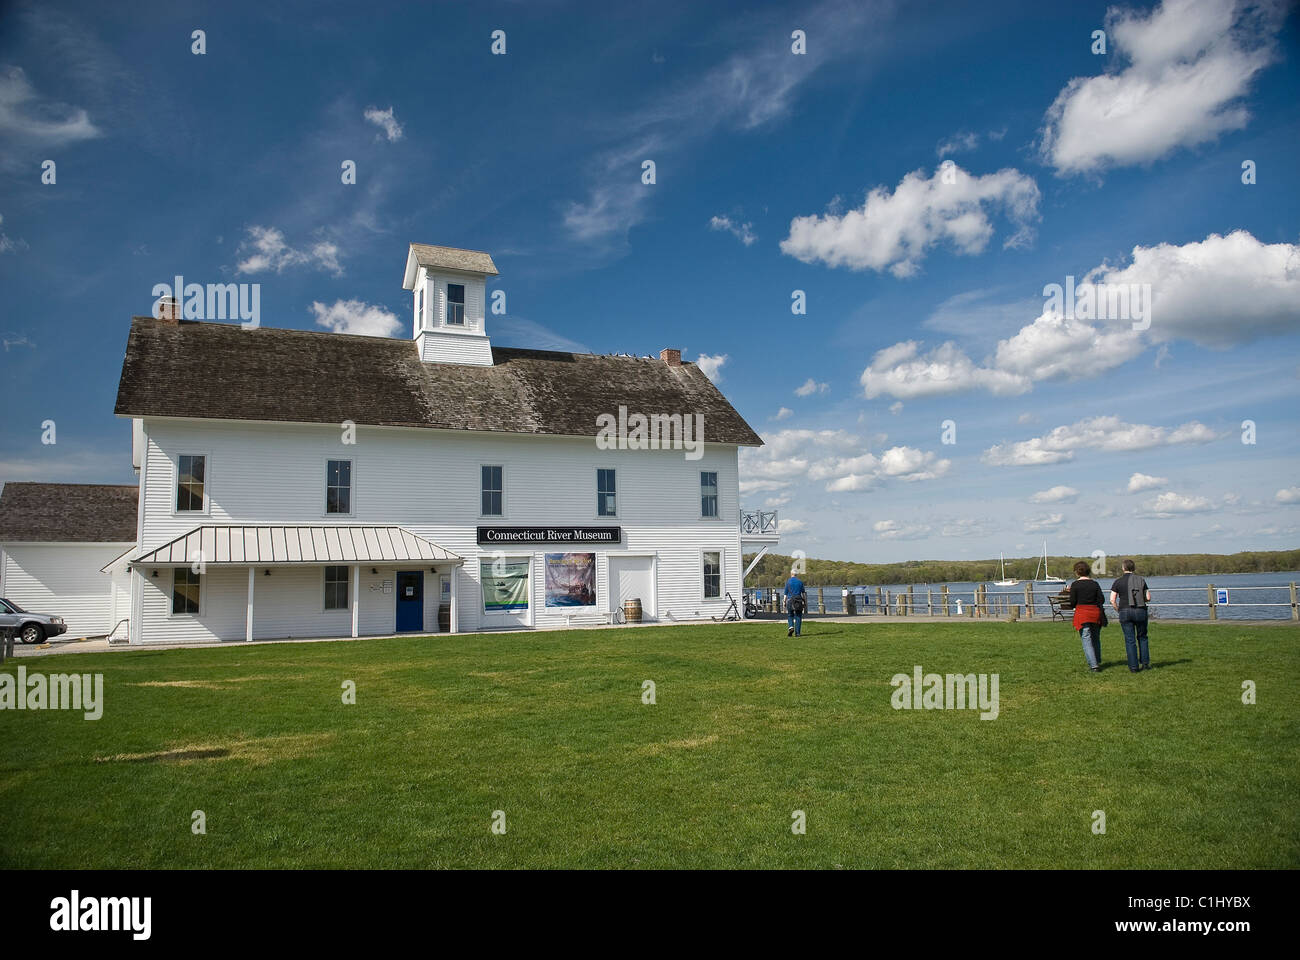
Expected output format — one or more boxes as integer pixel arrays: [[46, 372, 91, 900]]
[[1216, 588, 1229, 606]]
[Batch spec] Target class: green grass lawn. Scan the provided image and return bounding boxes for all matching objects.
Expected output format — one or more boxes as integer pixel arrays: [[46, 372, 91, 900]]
[[2, 620, 1297, 869]]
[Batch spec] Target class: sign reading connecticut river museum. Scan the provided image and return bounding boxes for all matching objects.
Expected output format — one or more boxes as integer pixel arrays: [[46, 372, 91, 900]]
[[477, 526, 622, 544]]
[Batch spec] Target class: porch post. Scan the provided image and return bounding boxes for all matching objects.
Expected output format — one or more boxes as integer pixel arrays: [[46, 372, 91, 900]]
[[351, 564, 360, 638], [449, 566, 459, 634], [246, 566, 255, 642]]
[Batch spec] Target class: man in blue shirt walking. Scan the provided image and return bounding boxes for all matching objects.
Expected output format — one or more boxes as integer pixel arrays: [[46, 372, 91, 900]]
[[783, 574, 807, 637]]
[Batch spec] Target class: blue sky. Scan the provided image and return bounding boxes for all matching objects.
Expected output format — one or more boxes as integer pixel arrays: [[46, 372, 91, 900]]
[[0, 0, 1297, 564]]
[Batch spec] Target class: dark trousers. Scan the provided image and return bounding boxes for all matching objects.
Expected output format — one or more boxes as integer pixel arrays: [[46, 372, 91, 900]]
[[1120, 608, 1150, 670]]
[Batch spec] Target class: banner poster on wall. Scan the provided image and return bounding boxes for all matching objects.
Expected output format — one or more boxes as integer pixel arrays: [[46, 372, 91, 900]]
[[481, 559, 530, 611], [544, 552, 596, 607]]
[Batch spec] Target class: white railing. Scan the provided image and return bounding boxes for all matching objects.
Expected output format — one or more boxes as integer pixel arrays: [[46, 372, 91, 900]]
[[743, 582, 1300, 621], [741, 509, 778, 536]]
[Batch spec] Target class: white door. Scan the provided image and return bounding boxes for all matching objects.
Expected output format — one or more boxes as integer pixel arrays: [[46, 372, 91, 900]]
[[608, 555, 655, 620]]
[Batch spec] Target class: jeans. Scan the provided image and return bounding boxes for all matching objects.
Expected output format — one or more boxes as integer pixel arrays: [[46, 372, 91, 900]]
[[787, 611, 803, 636], [1119, 608, 1149, 670], [1079, 624, 1101, 669]]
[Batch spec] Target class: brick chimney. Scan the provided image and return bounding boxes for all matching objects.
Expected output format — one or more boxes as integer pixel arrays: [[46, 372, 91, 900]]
[[155, 296, 180, 324], [660, 347, 681, 366]]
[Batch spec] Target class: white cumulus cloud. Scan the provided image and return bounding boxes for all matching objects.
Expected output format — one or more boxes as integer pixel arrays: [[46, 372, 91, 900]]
[[795, 378, 829, 397], [1039, 0, 1284, 175], [696, 353, 727, 382], [310, 300, 401, 337], [1276, 486, 1300, 504], [1127, 472, 1169, 493], [780, 163, 1040, 277], [1029, 486, 1080, 504], [1090, 231, 1300, 347]]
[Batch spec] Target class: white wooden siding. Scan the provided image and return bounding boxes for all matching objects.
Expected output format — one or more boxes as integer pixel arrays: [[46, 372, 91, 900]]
[[135, 419, 744, 642], [0, 543, 136, 637]]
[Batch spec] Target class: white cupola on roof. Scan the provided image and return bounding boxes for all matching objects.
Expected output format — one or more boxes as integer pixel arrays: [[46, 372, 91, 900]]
[[402, 243, 499, 366]]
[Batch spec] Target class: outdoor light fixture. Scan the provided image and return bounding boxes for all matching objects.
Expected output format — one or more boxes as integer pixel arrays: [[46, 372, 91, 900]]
[[264, 569, 271, 576], [150, 570, 158, 578], [371, 567, 378, 575]]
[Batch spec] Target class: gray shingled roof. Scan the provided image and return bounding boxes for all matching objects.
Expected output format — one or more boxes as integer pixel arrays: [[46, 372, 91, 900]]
[[409, 243, 499, 276], [0, 482, 138, 543], [113, 317, 762, 445]]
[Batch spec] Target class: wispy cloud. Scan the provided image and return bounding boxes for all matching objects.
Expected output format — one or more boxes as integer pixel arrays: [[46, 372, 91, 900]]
[[491, 316, 590, 353], [983, 416, 1218, 467], [363, 105, 403, 142], [235, 226, 345, 277], [0, 65, 100, 169], [562, 0, 895, 245], [709, 215, 756, 246]]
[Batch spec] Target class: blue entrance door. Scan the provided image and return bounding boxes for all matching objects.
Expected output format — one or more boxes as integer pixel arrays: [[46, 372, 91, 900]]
[[395, 571, 423, 632]]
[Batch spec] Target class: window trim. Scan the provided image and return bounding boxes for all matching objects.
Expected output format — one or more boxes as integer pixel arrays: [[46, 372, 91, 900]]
[[417, 283, 425, 329], [479, 463, 505, 518], [169, 566, 202, 617], [323, 456, 356, 518], [596, 467, 617, 519], [700, 470, 720, 520], [323, 564, 351, 613], [701, 549, 724, 602], [173, 452, 211, 516]]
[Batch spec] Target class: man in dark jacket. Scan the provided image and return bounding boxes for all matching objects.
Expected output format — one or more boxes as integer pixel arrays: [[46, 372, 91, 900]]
[[1110, 559, 1151, 673]]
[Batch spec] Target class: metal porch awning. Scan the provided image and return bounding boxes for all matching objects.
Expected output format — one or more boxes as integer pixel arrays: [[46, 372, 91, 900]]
[[129, 525, 462, 567]]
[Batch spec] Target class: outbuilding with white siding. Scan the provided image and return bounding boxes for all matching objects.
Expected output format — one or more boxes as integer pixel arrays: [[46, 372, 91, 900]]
[[0, 482, 138, 640]]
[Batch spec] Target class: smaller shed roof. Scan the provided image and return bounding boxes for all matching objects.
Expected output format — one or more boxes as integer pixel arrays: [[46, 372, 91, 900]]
[[0, 482, 138, 543]]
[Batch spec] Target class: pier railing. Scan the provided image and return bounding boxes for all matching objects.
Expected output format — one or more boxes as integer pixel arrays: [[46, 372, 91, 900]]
[[740, 509, 778, 536], [744, 582, 1300, 621]]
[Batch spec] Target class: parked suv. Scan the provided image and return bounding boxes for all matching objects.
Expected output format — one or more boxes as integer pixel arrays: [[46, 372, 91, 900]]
[[0, 598, 67, 644]]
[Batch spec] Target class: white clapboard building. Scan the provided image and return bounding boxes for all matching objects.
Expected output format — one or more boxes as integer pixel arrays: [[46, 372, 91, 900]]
[[0, 483, 138, 639], [102, 243, 776, 644]]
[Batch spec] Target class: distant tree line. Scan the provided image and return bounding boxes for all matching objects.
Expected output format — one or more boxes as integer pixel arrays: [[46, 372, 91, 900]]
[[743, 549, 1300, 588]]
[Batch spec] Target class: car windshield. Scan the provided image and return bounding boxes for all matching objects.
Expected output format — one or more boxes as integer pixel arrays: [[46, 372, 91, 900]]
[[0, 598, 27, 613]]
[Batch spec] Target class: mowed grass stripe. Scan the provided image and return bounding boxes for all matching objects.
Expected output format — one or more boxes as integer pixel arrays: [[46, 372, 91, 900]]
[[1, 622, 1295, 868]]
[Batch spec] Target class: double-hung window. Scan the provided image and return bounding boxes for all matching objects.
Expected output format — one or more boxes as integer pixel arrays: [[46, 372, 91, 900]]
[[417, 286, 425, 328], [700, 471, 718, 518], [172, 568, 201, 614], [326, 459, 352, 515], [324, 566, 350, 611], [447, 283, 465, 325], [703, 551, 722, 599], [176, 455, 206, 512], [481, 465, 503, 516], [597, 468, 616, 517]]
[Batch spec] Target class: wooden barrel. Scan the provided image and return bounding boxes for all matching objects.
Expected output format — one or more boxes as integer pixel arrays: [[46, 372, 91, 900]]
[[623, 598, 643, 623]]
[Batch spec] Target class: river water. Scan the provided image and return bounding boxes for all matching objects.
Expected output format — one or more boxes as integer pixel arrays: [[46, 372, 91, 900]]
[[752, 571, 1300, 621]]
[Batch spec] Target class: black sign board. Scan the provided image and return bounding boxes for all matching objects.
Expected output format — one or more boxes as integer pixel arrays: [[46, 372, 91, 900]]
[[477, 526, 622, 545]]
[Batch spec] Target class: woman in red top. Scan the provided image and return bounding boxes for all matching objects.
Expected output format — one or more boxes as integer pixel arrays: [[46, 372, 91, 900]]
[[1068, 560, 1106, 672]]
